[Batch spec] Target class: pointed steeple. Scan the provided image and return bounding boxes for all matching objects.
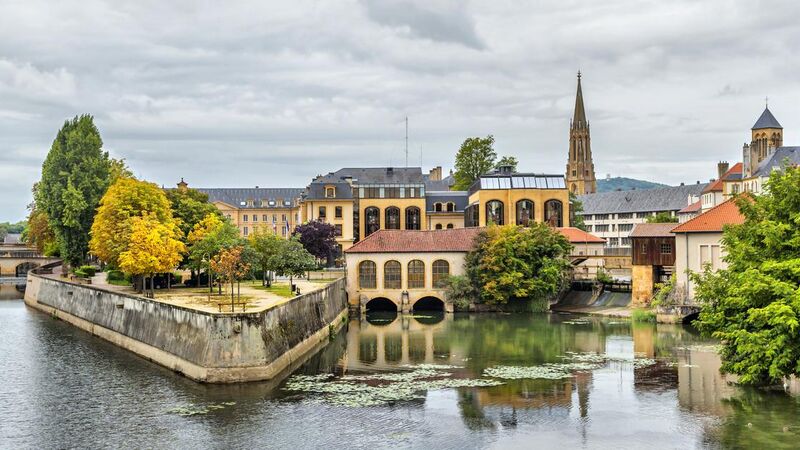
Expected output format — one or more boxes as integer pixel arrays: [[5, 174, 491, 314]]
[[572, 71, 587, 128], [752, 106, 782, 130]]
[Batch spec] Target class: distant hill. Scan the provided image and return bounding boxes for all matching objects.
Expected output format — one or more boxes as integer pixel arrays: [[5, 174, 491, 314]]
[[596, 177, 668, 193]]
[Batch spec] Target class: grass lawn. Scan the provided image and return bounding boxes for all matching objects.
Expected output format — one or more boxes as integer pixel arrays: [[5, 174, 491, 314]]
[[107, 279, 131, 287], [249, 281, 295, 298]]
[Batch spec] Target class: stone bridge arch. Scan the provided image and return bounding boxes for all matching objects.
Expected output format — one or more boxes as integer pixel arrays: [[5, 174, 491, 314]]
[[15, 262, 39, 277]]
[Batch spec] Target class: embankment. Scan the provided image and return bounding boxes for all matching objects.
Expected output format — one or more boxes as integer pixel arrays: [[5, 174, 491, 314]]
[[24, 264, 347, 383]]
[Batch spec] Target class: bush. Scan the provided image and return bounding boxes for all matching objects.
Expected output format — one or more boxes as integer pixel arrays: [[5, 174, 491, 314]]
[[595, 268, 613, 284], [631, 309, 656, 323], [78, 265, 97, 277], [172, 273, 183, 284], [106, 269, 125, 281], [73, 269, 88, 278], [444, 275, 477, 311]]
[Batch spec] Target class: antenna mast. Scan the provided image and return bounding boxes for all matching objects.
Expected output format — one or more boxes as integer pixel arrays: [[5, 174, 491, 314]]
[[405, 117, 409, 167]]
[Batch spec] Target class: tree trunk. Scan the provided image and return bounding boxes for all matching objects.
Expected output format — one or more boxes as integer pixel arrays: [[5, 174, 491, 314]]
[[230, 278, 235, 310], [237, 280, 240, 300], [209, 269, 213, 294], [167, 273, 171, 291]]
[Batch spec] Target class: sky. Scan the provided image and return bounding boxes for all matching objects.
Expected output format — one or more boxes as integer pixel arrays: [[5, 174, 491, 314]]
[[1, 0, 799, 222]]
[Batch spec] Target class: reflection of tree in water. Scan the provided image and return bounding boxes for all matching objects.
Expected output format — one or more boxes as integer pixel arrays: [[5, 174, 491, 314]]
[[457, 389, 496, 431], [705, 389, 800, 449]]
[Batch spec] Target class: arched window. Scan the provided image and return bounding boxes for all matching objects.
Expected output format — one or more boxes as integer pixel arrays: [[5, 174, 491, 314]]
[[435, 223, 443, 230], [408, 260, 425, 288], [485, 200, 504, 225], [405, 207, 421, 230], [359, 261, 376, 289], [434, 203, 443, 212], [365, 207, 380, 236], [384, 261, 401, 289], [446, 223, 454, 229], [446, 202, 455, 212], [544, 199, 563, 227], [516, 199, 534, 226], [432, 260, 450, 288], [385, 207, 401, 230]]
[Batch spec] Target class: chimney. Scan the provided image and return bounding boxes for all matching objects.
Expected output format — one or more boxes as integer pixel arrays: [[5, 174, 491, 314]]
[[497, 164, 514, 175], [717, 161, 729, 179], [428, 166, 442, 181]]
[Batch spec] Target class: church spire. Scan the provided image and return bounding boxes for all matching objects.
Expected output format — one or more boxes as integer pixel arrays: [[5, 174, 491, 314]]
[[573, 71, 587, 128]]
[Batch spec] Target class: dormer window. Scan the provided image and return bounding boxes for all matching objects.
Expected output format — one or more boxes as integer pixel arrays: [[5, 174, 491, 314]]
[[325, 186, 336, 198], [268, 200, 276, 207], [246, 199, 254, 207]]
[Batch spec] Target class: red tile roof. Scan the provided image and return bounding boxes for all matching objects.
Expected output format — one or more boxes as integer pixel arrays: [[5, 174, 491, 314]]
[[558, 227, 605, 243], [344, 226, 604, 253], [703, 162, 743, 193], [679, 200, 702, 213], [671, 199, 745, 233], [629, 223, 677, 238], [345, 228, 483, 253]]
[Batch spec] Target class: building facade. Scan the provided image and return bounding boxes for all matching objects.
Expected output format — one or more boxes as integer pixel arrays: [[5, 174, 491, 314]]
[[193, 185, 304, 238], [629, 223, 677, 306], [565, 72, 597, 195]]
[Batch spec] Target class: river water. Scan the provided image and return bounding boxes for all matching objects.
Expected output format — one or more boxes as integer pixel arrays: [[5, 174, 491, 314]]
[[1, 293, 799, 449]]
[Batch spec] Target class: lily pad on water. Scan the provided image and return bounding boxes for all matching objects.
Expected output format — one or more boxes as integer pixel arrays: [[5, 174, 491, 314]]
[[167, 402, 236, 416]]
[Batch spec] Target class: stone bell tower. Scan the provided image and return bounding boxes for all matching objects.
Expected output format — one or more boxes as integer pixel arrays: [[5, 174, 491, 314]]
[[744, 103, 783, 177], [565, 71, 597, 194]]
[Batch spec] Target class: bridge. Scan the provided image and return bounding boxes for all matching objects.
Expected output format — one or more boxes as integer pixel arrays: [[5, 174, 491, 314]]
[[0, 243, 60, 278]]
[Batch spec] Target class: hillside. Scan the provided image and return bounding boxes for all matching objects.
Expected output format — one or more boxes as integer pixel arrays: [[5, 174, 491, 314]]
[[596, 177, 667, 193]]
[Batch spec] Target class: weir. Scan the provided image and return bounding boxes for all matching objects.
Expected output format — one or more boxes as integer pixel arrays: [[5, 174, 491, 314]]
[[24, 262, 348, 383]]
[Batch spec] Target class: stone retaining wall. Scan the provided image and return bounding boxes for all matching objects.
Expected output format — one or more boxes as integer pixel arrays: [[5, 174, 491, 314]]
[[25, 265, 347, 383]]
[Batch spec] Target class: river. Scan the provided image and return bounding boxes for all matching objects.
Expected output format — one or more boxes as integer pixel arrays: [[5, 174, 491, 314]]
[[1, 292, 799, 449]]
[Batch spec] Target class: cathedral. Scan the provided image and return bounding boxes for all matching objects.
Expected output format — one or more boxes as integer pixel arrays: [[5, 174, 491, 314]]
[[565, 72, 597, 194]]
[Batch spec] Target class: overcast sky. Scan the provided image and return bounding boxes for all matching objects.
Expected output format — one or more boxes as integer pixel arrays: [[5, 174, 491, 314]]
[[1, 0, 799, 222]]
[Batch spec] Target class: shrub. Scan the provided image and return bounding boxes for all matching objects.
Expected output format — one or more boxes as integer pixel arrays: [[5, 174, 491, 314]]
[[73, 269, 88, 279], [78, 265, 97, 277], [444, 275, 477, 311], [106, 269, 126, 281], [595, 268, 613, 284], [631, 309, 656, 323]]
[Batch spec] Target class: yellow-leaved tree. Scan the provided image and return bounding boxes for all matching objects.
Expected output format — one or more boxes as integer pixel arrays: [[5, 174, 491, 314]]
[[90, 177, 175, 268], [119, 215, 185, 297]]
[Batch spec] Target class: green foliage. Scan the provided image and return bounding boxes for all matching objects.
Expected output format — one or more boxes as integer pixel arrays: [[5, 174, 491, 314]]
[[73, 269, 88, 278], [569, 192, 587, 231], [444, 275, 478, 311], [465, 224, 573, 305], [631, 309, 656, 323], [165, 187, 221, 241], [249, 229, 284, 283], [187, 214, 241, 273], [595, 268, 613, 284], [106, 269, 126, 282], [646, 212, 678, 223], [494, 155, 518, 172], [651, 273, 677, 307], [453, 135, 497, 190], [78, 265, 96, 277], [270, 237, 317, 284], [694, 164, 800, 385], [35, 115, 111, 267], [0, 220, 26, 241]]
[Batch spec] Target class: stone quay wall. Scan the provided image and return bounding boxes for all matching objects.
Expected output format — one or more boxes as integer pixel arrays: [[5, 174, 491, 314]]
[[25, 264, 347, 383]]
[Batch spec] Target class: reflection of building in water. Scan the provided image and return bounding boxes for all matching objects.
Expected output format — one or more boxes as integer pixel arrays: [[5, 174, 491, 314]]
[[345, 315, 466, 371], [677, 348, 736, 417]]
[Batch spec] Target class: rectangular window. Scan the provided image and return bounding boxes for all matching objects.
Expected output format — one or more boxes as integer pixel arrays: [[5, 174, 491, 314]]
[[252, 215, 258, 222], [620, 237, 631, 246], [335, 206, 343, 218], [242, 214, 248, 222], [243, 226, 249, 236], [618, 223, 634, 232], [595, 214, 609, 220], [273, 214, 277, 222], [262, 214, 268, 221], [595, 225, 609, 232], [281, 227, 286, 237], [282, 214, 287, 222], [334, 225, 342, 236], [641, 243, 648, 254], [319, 206, 326, 218], [618, 213, 633, 219], [660, 243, 672, 254], [325, 187, 335, 198]]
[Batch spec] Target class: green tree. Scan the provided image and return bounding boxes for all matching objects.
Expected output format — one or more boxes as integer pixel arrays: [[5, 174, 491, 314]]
[[646, 212, 678, 223], [187, 214, 240, 289], [444, 275, 479, 311], [453, 135, 497, 190], [693, 165, 800, 385], [494, 155, 518, 172], [569, 192, 587, 230], [249, 228, 283, 286], [466, 224, 572, 309], [90, 177, 175, 268], [270, 237, 317, 288], [35, 115, 111, 267], [165, 186, 221, 241], [210, 245, 251, 306]]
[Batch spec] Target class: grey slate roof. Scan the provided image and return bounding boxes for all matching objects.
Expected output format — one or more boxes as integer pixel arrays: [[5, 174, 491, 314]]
[[752, 107, 782, 130], [425, 191, 468, 212], [578, 183, 707, 215], [313, 167, 424, 185], [754, 146, 800, 177], [424, 174, 455, 191], [304, 181, 354, 200], [196, 187, 304, 208]]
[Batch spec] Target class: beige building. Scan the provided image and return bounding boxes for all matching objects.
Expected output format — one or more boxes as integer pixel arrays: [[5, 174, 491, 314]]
[[671, 199, 744, 302]]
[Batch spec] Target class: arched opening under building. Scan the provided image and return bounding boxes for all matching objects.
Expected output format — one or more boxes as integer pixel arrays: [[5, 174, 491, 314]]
[[365, 297, 397, 312], [413, 296, 445, 312], [15, 262, 38, 277]]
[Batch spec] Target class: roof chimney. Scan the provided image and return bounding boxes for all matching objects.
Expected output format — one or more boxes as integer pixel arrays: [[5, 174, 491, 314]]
[[428, 166, 442, 181], [717, 161, 729, 179], [498, 164, 514, 175]]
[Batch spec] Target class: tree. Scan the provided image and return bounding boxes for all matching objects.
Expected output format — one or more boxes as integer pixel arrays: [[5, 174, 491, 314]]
[[35, 115, 111, 267], [453, 135, 497, 190], [90, 177, 175, 268], [646, 212, 678, 223], [293, 220, 336, 266], [693, 165, 800, 385], [165, 186, 221, 241], [495, 155, 518, 172], [249, 228, 283, 286], [569, 192, 587, 231], [118, 215, 185, 298], [23, 207, 58, 256], [270, 238, 317, 288], [186, 214, 240, 289], [466, 224, 572, 309], [210, 246, 250, 308], [109, 158, 133, 183]]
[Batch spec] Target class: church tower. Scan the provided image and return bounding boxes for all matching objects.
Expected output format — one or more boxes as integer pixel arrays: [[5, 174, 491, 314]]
[[744, 104, 783, 177], [566, 72, 597, 194]]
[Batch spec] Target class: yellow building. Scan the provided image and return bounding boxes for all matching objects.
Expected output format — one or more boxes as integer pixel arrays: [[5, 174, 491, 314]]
[[465, 167, 569, 228]]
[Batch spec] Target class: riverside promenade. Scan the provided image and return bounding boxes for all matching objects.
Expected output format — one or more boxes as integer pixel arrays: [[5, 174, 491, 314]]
[[24, 262, 348, 383]]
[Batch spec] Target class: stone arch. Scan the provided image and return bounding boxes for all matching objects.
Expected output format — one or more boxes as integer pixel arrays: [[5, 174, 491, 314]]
[[412, 296, 445, 311], [16, 262, 38, 277], [365, 297, 398, 312]]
